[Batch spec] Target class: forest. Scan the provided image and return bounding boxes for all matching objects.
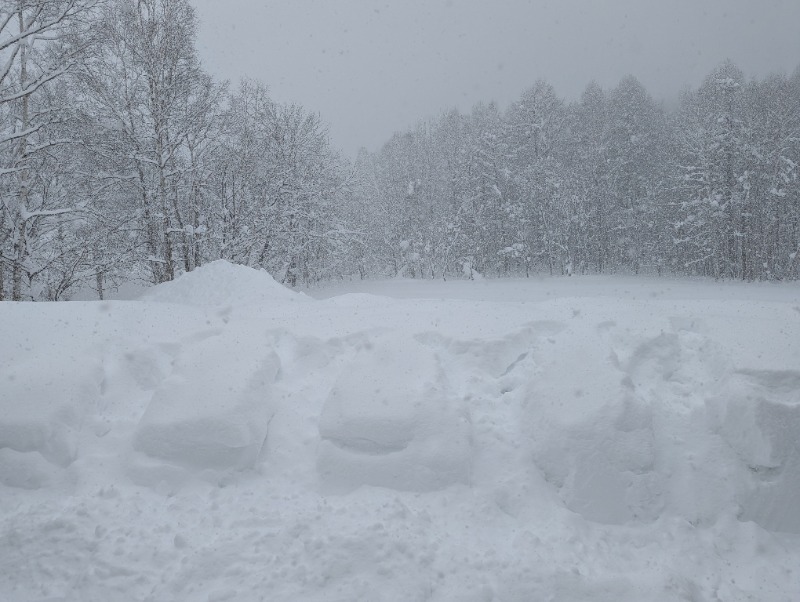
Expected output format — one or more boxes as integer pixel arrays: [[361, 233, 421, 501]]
[[1, 0, 799, 301]]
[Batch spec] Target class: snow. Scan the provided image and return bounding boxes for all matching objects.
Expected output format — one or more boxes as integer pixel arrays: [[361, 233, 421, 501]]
[[131, 326, 281, 474], [317, 334, 472, 493], [2, 262, 800, 601], [140, 259, 306, 307]]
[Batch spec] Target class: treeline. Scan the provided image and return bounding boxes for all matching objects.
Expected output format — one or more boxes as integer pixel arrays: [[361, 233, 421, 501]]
[[1, 1, 799, 301], [353, 66, 800, 281]]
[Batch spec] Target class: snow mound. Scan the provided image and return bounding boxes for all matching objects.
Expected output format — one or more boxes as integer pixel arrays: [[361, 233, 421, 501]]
[[317, 335, 472, 492], [132, 327, 280, 477], [0, 354, 101, 472], [712, 369, 800, 533], [526, 317, 750, 527], [140, 260, 304, 307]]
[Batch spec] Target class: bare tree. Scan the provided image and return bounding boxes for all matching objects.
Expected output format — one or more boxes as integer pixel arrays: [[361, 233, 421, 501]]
[[79, 0, 221, 286], [0, 0, 100, 300]]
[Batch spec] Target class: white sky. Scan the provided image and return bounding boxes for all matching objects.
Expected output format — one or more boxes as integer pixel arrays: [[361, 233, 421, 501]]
[[189, 0, 800, 158]]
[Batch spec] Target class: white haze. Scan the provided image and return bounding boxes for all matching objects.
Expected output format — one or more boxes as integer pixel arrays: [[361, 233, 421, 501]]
[[190, 0, 800, 157]]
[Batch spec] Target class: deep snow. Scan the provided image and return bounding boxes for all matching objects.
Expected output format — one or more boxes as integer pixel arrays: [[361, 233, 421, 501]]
[[1, 260, 799, 601]]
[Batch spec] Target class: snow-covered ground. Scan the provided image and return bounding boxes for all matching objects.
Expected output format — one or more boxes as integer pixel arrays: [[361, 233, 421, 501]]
[[2, 261, 799, 601]]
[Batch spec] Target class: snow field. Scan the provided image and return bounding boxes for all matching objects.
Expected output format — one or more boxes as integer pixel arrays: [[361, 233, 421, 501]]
[[1, 261, 799, 601]]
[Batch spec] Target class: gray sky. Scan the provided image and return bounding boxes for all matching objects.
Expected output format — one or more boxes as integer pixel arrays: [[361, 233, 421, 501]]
[[189, 0, 800, 158]]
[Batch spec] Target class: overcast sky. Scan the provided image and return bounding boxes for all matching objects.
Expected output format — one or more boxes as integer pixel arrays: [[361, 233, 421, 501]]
[[189, 0, 800, 158]]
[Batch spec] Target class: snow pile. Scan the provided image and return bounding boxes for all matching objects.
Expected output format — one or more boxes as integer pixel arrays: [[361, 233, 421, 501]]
[[1, 276, 800, 601], [140, 260, 304, 307]]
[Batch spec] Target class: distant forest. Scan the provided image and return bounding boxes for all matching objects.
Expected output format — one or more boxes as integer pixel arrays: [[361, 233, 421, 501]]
[[2, 0, 799, 300]]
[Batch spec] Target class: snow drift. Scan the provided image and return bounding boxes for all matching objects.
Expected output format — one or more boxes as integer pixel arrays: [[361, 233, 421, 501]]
[[1, 264, 799, 601]]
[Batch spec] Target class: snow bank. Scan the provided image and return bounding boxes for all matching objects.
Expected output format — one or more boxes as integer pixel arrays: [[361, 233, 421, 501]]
[[2, 276, 800, 601], [140, 260, 305, 307]]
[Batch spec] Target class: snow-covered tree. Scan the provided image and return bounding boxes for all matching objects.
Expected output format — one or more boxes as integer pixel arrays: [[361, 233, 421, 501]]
[[207, 79, 351, 285], [672, 61, 749, 277], [80, 0, 221, 285], [0, 0, 100, 300]]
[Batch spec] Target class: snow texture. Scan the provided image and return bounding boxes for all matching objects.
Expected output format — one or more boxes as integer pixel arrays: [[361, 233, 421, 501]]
[[1, 263, 800, 601]]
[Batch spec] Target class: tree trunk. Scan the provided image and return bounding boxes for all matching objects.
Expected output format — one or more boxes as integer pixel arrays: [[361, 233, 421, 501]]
[[96, 270, 104, 301], [12, 221, 26, 301], [13, 9, 29, 302]]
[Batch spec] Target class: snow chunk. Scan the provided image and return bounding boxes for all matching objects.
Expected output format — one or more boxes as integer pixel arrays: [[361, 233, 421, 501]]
[[711, 369, 800, 533], [529, 323, 738, 526], [140, 260, 305, 307], [132, 328, 280, 473], [317, 335, 472, 492], [0, 355, 101, 469]]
